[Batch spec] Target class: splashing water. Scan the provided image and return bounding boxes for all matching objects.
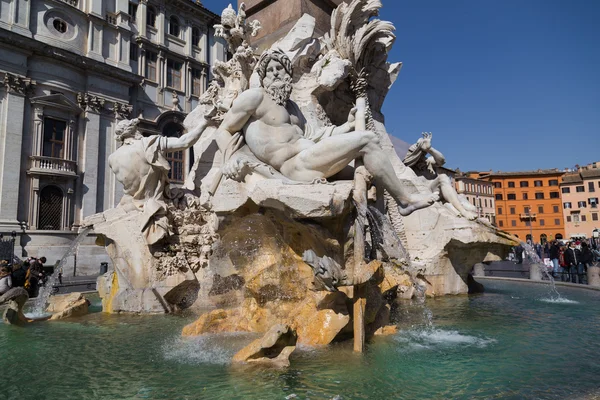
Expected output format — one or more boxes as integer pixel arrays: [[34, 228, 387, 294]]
[[413, 283, 434, 327], [395, 327, 497, 352], [29, 227, 91, 316], [521, 242, 569, 302], [162, 332, 255, 365]]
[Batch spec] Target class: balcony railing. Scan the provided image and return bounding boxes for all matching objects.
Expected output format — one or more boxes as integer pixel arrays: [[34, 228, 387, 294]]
[[519, 213, 537, 220], [29, 156, 77, 177]]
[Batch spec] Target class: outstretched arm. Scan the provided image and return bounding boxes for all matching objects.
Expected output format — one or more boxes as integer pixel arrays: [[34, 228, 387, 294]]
[[164, 117, 211, 152], [214, 88, 263, 152]]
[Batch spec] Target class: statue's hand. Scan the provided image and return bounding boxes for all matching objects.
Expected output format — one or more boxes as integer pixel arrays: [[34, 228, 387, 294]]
[[222, 158, 250, 182], [420, 132, 432, 151], [426, 157, 436, 174], [347, 107, 357, 130]]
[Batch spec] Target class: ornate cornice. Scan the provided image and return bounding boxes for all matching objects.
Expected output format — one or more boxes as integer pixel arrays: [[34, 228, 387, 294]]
[[0, 29, 141, 85], [3, 73, 36, 96], [77, 92, 106, 113]]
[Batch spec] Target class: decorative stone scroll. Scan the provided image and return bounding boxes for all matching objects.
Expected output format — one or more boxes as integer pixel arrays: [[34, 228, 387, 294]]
[[77, 93, 106, 113], [3, 73, 36, 96]]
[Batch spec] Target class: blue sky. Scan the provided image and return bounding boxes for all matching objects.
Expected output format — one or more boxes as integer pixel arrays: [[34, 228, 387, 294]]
[[200, 0, 600, 172]]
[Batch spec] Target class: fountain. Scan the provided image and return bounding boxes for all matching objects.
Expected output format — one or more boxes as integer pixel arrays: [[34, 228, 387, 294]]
[[74, 0, 515, 362], [2, 2, 600, 398]]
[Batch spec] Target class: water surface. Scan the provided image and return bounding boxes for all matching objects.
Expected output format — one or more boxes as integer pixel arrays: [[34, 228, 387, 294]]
[[1, 281, 599, 399]]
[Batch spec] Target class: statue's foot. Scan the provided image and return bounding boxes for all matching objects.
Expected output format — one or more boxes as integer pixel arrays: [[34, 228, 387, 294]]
[[409, 191, 439, 205], [459, 210, 478, 221], [461, 210, 479, 220]]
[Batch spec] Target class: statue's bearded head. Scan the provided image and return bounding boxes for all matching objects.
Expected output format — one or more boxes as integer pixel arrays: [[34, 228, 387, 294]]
[[115, 118, 142, 144], [256, 49, 293, 106]]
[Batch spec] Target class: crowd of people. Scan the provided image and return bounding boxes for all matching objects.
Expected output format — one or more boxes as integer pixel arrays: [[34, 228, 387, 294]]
[[547, 240, 599, 284], [0, 257, 49, 299], [512, 239, 600, 284]]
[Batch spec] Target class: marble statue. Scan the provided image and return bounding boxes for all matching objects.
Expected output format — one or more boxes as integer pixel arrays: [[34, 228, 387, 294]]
[[83, 0, 516, 345], [403, 132, 478, 220], [213, 49, 438, 216], [108, 117, 209, 244]]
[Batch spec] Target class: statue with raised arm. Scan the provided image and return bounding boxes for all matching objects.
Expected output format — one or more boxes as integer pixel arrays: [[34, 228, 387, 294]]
[[108, 117, 209, 244], [403, 132, 478, 220], [212, 49, 438, 216]]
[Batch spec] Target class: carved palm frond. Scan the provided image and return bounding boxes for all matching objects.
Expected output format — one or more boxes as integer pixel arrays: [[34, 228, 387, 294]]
[[324, 0, 395, 73]]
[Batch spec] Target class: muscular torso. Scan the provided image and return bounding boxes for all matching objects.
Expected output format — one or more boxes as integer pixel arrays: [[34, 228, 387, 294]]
[[243, 93, 313, 170], [109, 141, 152, 196]]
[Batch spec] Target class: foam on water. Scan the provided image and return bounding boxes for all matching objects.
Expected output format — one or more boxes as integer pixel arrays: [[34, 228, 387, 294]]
[[161, 332, 253, 365], [23, 311, 52, 319], [395, 328, 497, 351], [539, 297, 580, 304]]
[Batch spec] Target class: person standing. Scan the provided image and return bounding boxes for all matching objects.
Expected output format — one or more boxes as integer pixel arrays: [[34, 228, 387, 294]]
[[0, 265, 13, 296], [580, 242, 594, 284], [10, 262, 27, 287], [25, 257, 45, 298], [534, 242, 542, 259], [549, 240, 561, 279], [515, 244, 524, 264], [564, 242, 584, 284]]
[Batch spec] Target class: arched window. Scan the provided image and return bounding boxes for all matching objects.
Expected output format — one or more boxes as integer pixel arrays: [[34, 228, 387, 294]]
[[39, 186, 63, 230], [169, 16, 180, 37], [162, 122, 185, 183], [147, 6, 156, 28], [540, 234, 548, 244], [192, 27, 201, 47]]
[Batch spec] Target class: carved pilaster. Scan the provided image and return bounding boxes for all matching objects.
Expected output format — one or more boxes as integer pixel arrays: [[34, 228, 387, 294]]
[[32, 106, 44, 156], [3, 73, 36, 96]]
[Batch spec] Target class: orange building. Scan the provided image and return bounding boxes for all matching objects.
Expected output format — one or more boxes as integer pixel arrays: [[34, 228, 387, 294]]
[[475, 170, 566, 243]]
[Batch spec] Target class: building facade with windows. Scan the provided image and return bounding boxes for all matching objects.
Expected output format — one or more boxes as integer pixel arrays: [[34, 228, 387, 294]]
[[455, 172, 495, 225], [477, 170, 565, 243], [0, 0, 225, 274], [560, 162, 600, 240]]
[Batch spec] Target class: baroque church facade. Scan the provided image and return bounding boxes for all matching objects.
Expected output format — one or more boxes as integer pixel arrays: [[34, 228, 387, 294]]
[[0, 0, 226, 274]]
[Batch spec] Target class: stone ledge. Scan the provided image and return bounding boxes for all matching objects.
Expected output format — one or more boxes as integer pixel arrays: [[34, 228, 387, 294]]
[[210, 179, 354, 218]]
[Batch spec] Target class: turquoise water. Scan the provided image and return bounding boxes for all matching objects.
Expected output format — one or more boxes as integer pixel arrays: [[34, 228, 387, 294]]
[[1, 280, 600, 400]]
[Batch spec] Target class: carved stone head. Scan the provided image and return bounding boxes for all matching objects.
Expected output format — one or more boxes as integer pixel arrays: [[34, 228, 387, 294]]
[[256, 49, 293, 84], [115, 118, 142, 144]]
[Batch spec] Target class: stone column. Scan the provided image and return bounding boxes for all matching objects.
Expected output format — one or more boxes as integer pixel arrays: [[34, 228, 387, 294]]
[[201, 25, 208, 63], [31, 106, 43, 156], [78, 94, 105, 219], [0, 74, 34, 231], [157, 4, 166, 46], [67, 118, 76, 161], [139, 46, 146, 76], [28, 178, 39, 230], [157, 50, 165, 106], [201, 67, 207, 93], [138, 0, 148, 34], [529, 263, 542, 281], [588, 265, 600, 287], [184, 19, 192, 57]]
